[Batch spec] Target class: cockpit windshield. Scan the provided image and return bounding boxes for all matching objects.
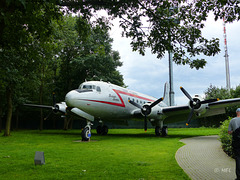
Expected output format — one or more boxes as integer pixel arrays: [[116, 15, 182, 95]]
[[79, 83, 101, 92]]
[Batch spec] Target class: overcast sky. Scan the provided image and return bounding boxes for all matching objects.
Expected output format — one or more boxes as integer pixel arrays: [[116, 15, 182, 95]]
[[108, 14, 240, 105]]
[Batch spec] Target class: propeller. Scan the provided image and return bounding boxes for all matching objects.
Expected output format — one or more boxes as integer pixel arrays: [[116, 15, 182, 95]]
[[129, 97, 164, 131], [180, 86, 219, 126], [24, 92, 65, 120]]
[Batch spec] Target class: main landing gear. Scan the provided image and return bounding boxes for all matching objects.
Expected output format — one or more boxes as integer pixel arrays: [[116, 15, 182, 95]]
[[96, 125, 108, 135], [155, 126, 168, 137]]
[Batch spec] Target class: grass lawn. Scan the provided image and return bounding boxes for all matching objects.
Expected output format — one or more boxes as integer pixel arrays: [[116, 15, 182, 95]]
[[0, 128, 219, 180]]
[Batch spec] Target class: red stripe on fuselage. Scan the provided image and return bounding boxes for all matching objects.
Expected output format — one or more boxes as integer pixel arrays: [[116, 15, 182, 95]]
[[113, 89, 154, 102], [80, 89, 155, 107]]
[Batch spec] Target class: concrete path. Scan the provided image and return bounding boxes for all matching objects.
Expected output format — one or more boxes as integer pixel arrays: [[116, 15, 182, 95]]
[[175, 135, 236, 180]]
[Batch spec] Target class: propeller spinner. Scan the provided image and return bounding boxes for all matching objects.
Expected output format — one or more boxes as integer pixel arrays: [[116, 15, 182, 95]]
[[129, 97, 164, 131]]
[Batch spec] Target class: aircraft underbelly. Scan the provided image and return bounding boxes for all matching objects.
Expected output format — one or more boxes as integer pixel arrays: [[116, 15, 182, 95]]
[[77, 101, 131, 121]]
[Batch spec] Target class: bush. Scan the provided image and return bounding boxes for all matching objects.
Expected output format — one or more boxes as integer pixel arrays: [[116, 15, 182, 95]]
[[219, 117, 234, 157]]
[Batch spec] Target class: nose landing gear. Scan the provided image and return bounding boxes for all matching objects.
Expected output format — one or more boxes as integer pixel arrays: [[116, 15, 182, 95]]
[[81, 121, 92, 141]]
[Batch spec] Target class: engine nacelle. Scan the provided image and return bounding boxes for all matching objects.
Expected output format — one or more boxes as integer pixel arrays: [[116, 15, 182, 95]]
[[189, 95, 207, 115], [147, 104, 163, 120], [53, 102, 67, 114]]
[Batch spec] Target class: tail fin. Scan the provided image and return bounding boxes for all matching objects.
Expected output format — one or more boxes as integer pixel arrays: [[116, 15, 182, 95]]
[[163, 82, 170, 106]]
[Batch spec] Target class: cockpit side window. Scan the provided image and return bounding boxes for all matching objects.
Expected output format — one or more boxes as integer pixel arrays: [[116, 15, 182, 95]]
[[96, 86, 101, 92]]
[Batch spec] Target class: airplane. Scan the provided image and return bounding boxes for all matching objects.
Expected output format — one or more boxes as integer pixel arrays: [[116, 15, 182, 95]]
[[25, 80, 240, 141]]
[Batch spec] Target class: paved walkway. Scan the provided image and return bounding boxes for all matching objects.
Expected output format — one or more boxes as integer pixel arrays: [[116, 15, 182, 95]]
[[175, 135, 236, 180]]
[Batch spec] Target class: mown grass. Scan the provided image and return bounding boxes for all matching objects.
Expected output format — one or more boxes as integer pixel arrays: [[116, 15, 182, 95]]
[[0, 128, 219, 180]]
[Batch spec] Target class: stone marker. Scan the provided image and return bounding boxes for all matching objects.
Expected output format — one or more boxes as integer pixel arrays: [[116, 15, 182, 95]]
[[34, 151, 45, 165]]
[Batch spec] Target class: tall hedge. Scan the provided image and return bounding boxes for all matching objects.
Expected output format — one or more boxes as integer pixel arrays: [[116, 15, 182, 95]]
[[219, 117, 234, 157]]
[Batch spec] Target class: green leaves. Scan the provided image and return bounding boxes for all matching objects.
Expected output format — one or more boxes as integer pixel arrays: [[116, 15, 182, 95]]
[[55, 15, 124, 99], [220, 117, 233, 157], [54, 0, 240, 69]]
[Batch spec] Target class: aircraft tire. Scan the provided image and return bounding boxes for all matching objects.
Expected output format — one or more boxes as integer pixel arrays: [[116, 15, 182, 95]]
[[82, 127, 91, 141], [161, 126, 168, 137], [101, 125, 108, 135], [155, 126, 161, 136], [96, 126, 102, 135]]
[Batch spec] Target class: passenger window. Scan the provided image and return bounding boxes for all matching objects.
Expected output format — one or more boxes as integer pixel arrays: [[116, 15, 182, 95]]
[[136, 100, 138, 103], [96, 86, 101, 92]]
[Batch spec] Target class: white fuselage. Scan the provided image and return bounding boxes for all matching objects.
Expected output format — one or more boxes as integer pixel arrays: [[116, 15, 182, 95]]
[[65, 81, 167, 122]]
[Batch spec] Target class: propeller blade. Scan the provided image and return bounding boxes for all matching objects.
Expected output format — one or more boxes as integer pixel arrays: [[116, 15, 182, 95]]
[[180, 87, 193, 102], [186, 108, 194, 126], [144, 115, 147, 132], [44, 111, 53, 121], [200, 98, 219, 104], [128, 100, 142, 109], [150, 97, 164, 108]]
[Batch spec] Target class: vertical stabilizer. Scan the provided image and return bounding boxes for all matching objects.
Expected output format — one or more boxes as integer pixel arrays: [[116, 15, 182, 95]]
[[163, 82, 170, 106]]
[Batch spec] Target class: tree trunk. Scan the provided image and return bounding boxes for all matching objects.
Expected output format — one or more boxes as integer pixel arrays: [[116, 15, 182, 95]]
[[0, 107, 2, 133], [63, 117, 69, 130], [4, 86, 13, 136], [52, 116, 56, 129], [40, 109, 43, 131], [15, 107, 19, 130], [69, 119, 73, 130], [39, 65, 44, 131]]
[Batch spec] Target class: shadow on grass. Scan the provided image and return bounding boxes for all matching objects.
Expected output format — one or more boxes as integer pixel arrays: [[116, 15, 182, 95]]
[[26, 129, 218, 140], [28, 130, 81, 136], [104, 133, 198, 139]]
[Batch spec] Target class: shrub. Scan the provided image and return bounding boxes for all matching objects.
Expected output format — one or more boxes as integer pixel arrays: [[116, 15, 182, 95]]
[[219, 117, 234, 157]]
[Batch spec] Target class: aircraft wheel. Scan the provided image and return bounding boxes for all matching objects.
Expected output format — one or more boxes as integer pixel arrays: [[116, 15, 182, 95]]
[[161, 126, 168, 137], [155, 126, 161, 136], [96, 125, 102, 135], [101, 125, 108, 135], [82, 127, 91, 141]]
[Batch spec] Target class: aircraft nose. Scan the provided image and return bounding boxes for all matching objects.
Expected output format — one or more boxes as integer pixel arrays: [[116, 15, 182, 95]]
[[65, 90, 78, 107]]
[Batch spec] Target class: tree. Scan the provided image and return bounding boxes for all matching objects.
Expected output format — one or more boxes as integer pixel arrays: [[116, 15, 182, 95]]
[[201, 84, 240, 127], [205, 84, 232, 100], [0, 0, 62, 136], [55, 15, 124, 100], [58, 0, 231, 69]]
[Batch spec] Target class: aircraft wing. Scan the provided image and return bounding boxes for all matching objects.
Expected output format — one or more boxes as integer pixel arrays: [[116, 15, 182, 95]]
[[24, 102, 67, 114], [207, 98, 240, 109], [161, 98, 240, 123], [24, 104, 53, 109]]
